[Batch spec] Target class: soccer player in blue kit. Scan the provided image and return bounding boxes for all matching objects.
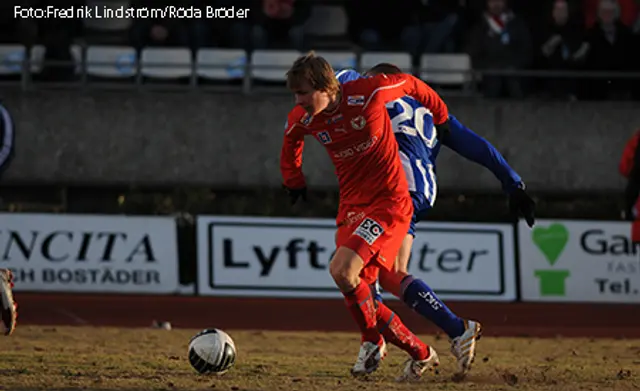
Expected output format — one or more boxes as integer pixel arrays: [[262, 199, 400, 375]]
[[336, 63, 535, 380]]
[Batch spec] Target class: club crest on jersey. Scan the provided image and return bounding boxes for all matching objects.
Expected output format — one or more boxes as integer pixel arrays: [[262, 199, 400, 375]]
[[316, 131, 332, 144], [351, 115, 366, 130], [354, 218, 384, 245], [347, 95, 365, 106]]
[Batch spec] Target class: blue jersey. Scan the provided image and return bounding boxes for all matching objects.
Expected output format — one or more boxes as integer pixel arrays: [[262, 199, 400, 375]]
[[336, 69, 522, 215], [386, 96, 440, 207], [337, 69, 441, 208]]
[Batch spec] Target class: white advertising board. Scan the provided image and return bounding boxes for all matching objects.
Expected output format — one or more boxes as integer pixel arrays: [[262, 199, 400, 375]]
[[519, 219, 640, 303], [197, 216, 516, 301], [0, 213, 181, 294]]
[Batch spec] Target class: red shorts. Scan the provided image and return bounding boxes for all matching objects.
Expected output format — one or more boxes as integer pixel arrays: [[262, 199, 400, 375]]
[[335, 196, 413, 284]]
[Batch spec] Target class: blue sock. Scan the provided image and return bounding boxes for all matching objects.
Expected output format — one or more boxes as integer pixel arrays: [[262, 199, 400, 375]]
[[401, 275, 465, 339], [373, 280, 383, 303]]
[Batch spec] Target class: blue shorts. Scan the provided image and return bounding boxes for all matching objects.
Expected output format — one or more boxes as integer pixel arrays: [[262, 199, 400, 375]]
[[408, 191, 431, 237]]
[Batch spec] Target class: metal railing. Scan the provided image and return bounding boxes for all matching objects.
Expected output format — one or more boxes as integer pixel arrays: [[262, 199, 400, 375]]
[[2, 56, 639, 97]]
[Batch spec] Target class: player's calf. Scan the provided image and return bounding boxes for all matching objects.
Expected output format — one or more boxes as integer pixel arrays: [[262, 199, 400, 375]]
[[375, 300, 439, 381], [378, 269, 482, 379], [376, 300, 429, 361], [379, 269, 466, 339], [330, 247, 385, 376]]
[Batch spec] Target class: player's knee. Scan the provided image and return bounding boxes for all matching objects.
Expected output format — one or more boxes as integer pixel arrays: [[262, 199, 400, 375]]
[[329, 262, 358, 293], [329, 246, 364, 292]]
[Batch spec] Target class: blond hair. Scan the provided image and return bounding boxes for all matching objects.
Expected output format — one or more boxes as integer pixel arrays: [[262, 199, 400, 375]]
[[286, 51, 340, 95]]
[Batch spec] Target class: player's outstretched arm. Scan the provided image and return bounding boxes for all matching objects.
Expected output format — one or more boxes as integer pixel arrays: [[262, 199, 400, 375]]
[[440, 116, 522, 192], [280, 114, 308, 205], [441, 116, 535, 227], [359, 73, 449, 125]]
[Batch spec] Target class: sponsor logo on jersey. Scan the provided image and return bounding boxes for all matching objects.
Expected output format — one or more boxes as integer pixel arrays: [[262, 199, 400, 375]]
[[353, 218, 384, 245], [333, 136, 378, 159], [341, 211, 365, 226], [351, 115, 366, 130], [316, 131, 332, 144], [326, 114, 343, 125], [301, 113, 313, 126], [347, 95, 365, 106]]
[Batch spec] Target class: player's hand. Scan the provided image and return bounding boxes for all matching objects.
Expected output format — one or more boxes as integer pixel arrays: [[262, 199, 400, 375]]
[[282, 185, 307, 205], [509, 183, 535, 227]]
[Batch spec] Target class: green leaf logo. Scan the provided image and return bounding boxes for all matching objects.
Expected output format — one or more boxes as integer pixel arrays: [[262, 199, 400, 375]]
[[532, 223, 569, 265]]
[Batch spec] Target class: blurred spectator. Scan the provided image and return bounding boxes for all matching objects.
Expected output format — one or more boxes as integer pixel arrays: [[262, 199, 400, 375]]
[[192, 0, 252, 50], [25, 0, 84, 81], [82, 0, 134, 45], [537, 0, 589, 99], [583, 0, 638, 99], [618, 127, 640, 221], [0, 0, 37, 45], [251, 0, 310, 51], [345, 0, 422, 57], [129, 0, 192, 51], [583, 0, 639, 27], [405, 0, 464, 55], [467, 0, 533, 98]]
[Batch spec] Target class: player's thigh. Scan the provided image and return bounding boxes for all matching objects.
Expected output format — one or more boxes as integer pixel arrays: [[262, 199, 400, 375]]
[[336, 199, 411, 270], [397, 195, 429, 272], [366, 202, 412, 271]]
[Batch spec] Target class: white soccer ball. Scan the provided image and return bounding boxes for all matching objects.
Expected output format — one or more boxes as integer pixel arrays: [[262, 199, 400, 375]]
[[188, 328, 237, 375]]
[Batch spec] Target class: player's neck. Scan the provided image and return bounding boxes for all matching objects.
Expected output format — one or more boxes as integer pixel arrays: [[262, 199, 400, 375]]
[[323, 89, 342, 115]]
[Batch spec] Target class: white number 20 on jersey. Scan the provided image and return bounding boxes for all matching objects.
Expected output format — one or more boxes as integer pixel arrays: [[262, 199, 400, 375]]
[[385, 99, 437, 148]]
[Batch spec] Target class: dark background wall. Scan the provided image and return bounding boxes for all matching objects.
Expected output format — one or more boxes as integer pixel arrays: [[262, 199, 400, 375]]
[[4, 90, 639, 192]]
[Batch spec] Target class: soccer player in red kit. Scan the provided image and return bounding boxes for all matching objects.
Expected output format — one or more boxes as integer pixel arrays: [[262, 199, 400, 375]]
[[280, 52, 449, 378]]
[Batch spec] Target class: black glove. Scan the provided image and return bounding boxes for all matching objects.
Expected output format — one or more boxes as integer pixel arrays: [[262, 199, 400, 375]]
[[509, 183, 535, 227], [282, 185, 307, 205]]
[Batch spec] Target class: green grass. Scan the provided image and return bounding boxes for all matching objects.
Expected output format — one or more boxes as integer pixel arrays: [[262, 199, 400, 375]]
[[0, 326, 638, 390]]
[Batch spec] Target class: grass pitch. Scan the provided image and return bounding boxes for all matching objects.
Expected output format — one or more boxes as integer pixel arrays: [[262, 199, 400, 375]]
[[0, 326, 638, 391]]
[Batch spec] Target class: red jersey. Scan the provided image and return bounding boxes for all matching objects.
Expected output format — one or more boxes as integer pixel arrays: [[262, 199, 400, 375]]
[[280, 73, 448, 207]]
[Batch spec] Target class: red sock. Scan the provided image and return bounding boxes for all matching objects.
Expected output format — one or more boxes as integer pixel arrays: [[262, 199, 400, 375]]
[[378, 268, 407, 298], [343, 281, 382, 345], [377, 302, 430, 360]]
